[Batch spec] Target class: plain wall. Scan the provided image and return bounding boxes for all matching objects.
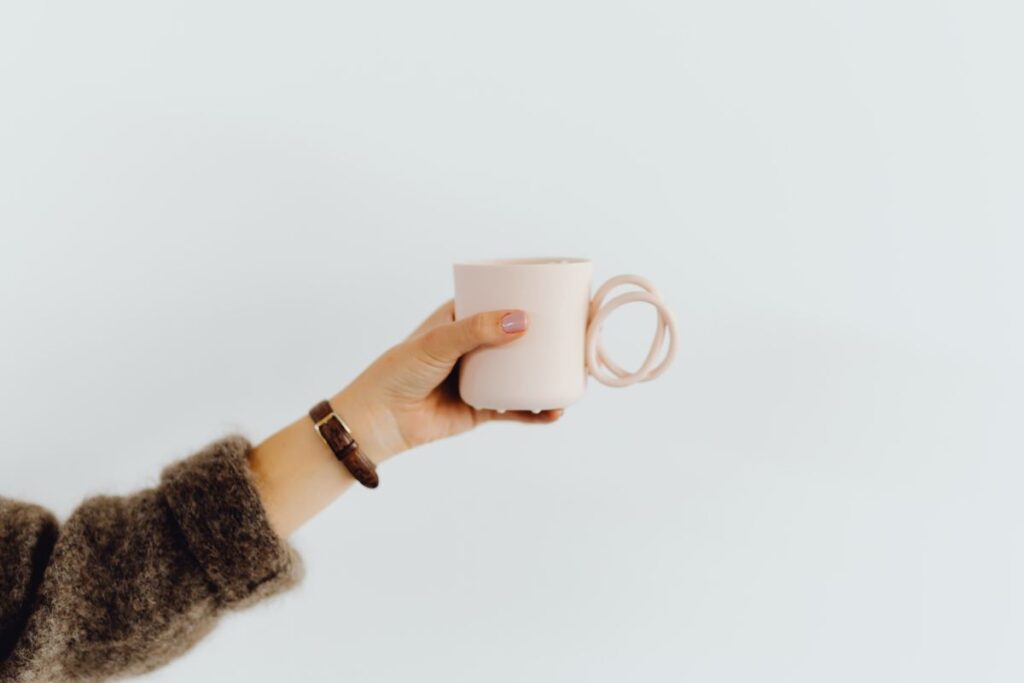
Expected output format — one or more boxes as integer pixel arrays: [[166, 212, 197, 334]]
[[1, 1, 1021, 681]]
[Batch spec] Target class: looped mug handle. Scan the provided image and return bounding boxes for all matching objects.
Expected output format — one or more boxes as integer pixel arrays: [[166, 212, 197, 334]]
[[585, 274, 678, 387]]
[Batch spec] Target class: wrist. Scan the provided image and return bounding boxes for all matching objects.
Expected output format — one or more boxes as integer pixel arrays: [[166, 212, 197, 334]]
[[330, 385, 406, 463]]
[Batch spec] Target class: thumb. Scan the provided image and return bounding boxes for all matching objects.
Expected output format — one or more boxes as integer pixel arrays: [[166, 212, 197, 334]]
[[415, 309, 528, 366]]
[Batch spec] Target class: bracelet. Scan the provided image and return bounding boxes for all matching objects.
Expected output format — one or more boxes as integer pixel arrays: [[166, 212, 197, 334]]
[[309, 400, 379, 489]]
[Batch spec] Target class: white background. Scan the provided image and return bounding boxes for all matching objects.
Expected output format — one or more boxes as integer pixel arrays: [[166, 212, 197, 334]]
[[2, 1, 1022, 681]]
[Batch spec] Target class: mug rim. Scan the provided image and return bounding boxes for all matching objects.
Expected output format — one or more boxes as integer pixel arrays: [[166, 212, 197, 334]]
[[454, 256, 590, 267]]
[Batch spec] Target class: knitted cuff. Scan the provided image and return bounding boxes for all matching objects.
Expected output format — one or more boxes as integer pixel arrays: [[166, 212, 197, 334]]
[[160, 435, 302, 605], [0, 499, 58, 660]]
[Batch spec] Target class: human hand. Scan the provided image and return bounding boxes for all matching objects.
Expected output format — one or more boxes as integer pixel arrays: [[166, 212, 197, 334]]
[[331, 301, 563, 462]]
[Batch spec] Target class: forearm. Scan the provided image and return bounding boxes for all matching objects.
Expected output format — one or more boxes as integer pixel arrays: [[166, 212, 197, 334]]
[[247, 385, 403, 538]]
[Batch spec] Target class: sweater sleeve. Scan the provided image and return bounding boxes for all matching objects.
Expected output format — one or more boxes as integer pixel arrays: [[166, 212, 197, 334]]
[[0, 436, 302, 683]]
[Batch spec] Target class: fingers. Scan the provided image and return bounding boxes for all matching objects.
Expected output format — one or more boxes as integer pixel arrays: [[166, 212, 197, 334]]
[[407, 300, 455, 340], [477, 408, 564, 425], [415, 309, 528, 366]]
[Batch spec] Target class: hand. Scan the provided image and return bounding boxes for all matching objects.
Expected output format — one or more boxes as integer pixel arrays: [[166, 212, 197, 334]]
[[331, 301, 564, 462]]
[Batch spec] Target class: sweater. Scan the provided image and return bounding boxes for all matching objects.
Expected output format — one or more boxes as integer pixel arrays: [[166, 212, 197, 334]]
[[0, 436, 302, 682]]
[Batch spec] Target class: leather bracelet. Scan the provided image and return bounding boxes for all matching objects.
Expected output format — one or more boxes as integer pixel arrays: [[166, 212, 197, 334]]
[[309, 400, 379, 489]]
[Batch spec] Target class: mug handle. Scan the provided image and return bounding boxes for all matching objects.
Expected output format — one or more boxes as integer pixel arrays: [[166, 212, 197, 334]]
[[585, 274, 678, 387]]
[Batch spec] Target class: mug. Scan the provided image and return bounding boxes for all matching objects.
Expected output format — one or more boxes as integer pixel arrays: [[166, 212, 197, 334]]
[[453, 257, 677, 411]]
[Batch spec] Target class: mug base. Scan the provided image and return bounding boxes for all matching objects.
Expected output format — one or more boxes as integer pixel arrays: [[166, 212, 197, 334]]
[[462, 391, 585, 413]]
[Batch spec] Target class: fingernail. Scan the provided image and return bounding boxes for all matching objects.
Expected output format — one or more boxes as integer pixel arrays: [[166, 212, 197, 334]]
[[501, 310, 528, 334]]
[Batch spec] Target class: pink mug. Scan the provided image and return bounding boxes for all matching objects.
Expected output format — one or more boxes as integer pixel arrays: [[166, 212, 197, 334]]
[[453, 257, 677, 411]]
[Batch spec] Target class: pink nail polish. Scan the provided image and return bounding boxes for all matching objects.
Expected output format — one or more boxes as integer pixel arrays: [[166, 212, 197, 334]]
[[501, 310, 528, 334]]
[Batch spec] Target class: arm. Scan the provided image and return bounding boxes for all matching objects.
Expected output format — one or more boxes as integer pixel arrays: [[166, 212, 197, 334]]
[[0, 302, 560, 682]]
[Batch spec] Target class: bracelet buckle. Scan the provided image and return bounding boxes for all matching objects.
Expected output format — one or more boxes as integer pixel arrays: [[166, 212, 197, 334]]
[[313, 411, 351, 439]]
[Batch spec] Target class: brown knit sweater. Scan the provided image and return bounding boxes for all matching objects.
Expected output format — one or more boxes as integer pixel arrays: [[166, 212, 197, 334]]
[[0, 436, 302, 682]]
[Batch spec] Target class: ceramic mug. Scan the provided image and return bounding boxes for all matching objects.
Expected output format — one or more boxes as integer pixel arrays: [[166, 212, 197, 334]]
[[453, 257, 677, 411]]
